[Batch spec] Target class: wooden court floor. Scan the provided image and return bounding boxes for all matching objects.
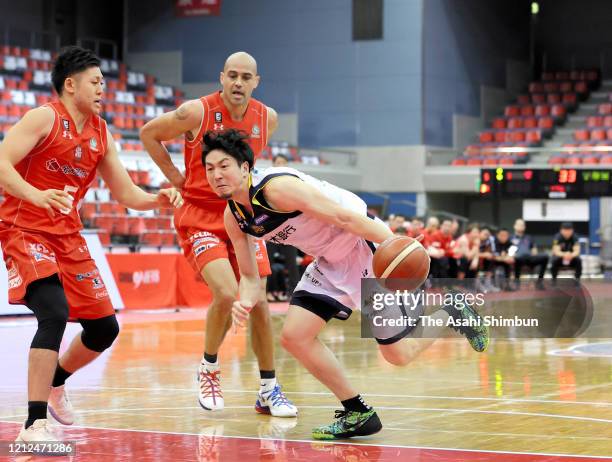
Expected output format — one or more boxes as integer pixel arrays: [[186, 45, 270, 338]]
[[0, 282, 611, 461]]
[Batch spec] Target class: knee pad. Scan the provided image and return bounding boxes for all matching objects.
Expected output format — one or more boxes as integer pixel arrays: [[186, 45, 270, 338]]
[[80, 315, 120, 352], [26, 275, 69, 352]]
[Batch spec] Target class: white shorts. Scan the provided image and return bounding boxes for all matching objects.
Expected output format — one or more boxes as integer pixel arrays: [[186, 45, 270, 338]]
[[290, 238, 421, 344]]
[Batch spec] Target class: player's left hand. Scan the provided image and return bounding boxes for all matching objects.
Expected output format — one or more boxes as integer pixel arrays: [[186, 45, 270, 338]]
[[232, 300, 253, 331], [157, 188, 184, 208]]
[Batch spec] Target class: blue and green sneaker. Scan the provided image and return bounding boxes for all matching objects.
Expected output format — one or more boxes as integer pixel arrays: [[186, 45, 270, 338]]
[[312, 409, 382, 440]]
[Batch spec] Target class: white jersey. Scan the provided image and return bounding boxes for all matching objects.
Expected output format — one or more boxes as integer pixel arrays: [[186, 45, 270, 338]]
[[228, 167, 370, 263]]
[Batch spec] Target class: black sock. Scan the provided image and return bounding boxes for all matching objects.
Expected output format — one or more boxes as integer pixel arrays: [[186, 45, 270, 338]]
[[203, 352, 218, 364], [52, 364, 72, 388], [25, 401, 47, 429], [259, 370, 275, 380], [341, 395, 371, 413]]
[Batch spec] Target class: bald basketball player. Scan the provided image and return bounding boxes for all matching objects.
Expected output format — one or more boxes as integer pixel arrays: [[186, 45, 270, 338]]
[[203, 129, 490, 440], [140, 52, 296, 417]]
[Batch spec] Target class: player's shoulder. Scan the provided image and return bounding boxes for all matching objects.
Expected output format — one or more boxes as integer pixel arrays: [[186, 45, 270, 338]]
[[16, 105, 56, 132]]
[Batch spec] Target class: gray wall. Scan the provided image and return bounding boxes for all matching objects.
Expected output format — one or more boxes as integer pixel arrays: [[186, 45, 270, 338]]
[[126, 0, 423, 148]]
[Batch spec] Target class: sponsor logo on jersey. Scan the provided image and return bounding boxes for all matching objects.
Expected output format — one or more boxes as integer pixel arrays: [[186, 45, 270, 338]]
[[95, 290, 109, 299], [91, 277, 105, 290], [76, 269, 99, 281], [215, 112, 222, 122], [89, 137, 99, 152], [269, 225, 297, 244], [45, 157, 88, 178], [254, 214, 269, 225], [62, 119, 72, 139], [251, 225, 266, 234], [6, 258, 22, 289], [74, 145, 82, 161], [28, 243, 57, 263], [213, 123, 224, 131], [251, 124, 260, 138]]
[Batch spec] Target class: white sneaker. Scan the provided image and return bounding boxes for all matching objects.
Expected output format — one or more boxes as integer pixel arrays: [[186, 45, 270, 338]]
[[255, 384, 298, 417], [197, 365, 224, 411], [48, 385, 74, 425], [15, 419, 57, 442]]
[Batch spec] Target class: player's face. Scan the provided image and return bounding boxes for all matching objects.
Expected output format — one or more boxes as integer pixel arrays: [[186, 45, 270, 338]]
[[205, 150, 249, 199], [497, 231, 509, 243], [441, 221, 452, 235], [69, 67, 104, 115], [220, 64, 259, 106], [561, 228, 574, 239], [514, 220, 526, 234]]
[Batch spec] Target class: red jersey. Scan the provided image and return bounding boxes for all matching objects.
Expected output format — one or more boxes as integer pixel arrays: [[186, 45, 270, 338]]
[[428, 230, 454, 256], [0, 101, 108, 235], [182, 92, 269, 208]]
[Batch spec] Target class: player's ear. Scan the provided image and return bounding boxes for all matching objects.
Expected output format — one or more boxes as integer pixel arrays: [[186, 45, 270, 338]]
[[64, 76, 76, 95], [252, 75, 260, 89], [219, 71, 225, 86]]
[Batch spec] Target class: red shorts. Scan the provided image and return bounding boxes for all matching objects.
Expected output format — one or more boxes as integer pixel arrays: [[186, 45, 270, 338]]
[[174, 201, 271, 278], [0, 223, 114, 320]]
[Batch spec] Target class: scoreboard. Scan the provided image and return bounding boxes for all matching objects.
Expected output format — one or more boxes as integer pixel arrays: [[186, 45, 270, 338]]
[[479, 168, 612, 198]]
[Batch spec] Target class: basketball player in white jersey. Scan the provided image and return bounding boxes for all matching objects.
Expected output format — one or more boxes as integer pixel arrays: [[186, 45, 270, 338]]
[[203, 129, 489, 439]]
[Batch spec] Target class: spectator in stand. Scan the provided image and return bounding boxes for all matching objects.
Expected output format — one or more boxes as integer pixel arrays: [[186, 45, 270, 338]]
[[511, 219, 548, 289], [492, 228, 515, 291], [272, 153, 289, 167], [388, 214, 406, 233], [478, 228, 498, 292], [454, 223, 481, 280], [450, 219, 460, 238], [422, 217, 439, 245], [410, 217, 425, 239], [427, 218, 453, 280], [551, 222, 582, 283]]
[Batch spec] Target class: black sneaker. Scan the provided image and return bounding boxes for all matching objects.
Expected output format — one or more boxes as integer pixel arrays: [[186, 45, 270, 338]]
[[442, 292, 490, 352], [312, 409, 382, 440]]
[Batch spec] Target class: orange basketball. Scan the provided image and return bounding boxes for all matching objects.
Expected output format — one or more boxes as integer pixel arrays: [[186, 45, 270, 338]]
[[372, 236, 430, 290]]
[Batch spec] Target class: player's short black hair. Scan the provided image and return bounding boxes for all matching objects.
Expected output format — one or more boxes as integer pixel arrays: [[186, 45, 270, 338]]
[[202, 129, 254, 170], [561, 222, 574, 230], [273, 153, 289, 163], [51, 46, 101, 96]]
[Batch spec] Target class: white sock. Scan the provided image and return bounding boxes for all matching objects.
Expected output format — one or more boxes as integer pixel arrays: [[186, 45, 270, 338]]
[[260, 377, 277, 393]]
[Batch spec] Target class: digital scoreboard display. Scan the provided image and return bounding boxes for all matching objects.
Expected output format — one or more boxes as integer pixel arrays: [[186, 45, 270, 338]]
[[480, 168, 612, 198]]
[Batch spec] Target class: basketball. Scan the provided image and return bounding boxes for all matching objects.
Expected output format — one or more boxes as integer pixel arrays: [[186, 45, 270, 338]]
[[372, 236, 430, 290]]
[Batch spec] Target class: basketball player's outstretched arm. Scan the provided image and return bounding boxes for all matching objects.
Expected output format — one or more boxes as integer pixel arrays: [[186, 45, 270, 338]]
[[98, 127, 183, 210], [140, 100, 204, 189], [0, 107, 73, 214], [223, 205, 261, 328], [264, 176, 394, 244]]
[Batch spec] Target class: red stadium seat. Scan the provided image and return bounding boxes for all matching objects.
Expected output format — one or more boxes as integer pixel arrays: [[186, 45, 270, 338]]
[[483, 158, 498, 166], [547, 93, 561, 105], [591, 129, 606, 141], [570, 71, 583, 81], [582, 156, 599, 165], [607, 128, 612, 140], [97, 231, 111, 246], [523, 117, 538, 129], [466, 158, 482, 166], [567, 156, 582, 165], [507, 118, 523, 129], [562, 93, 577, 106], [494, 131, 507, 143], [538, 117, 554, 130], [574, 81, 588, 95], [161, 232, 175, 247], [520, 105, 534, 117], [529, 82, 544, 93], [127, 216, 145, 235], [535, 105, 550, 117], [542, 72, 554, 81], [141, 232, 163, 247], [492, 118, 506, 129], [551, 104, 566, 119], [531, 93, 546, 105], [601, 155, 612, 164], [451, 158, 467, 166], [555, 71, 569, 80], [510, 131, 525, 143], [574, 129, 590, 141], [479, 131, 494, 143], [587, 116, 603, 128], [559, 81, 572, 93], [603, 116, 612, 127], [79, 203, 97, 221], [599, 103, 612, 115], [464, 145, 480, 156], [504, 105, 520, 117], [499, 157, 515, 165], [548, 156, 566, 165], [517, 94, 530, 105], [526, 130, 542, 144], [544, 82, 558, 93]]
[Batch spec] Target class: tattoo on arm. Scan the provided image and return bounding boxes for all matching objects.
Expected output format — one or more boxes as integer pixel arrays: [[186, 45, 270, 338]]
[[175, 104, 189, 121]]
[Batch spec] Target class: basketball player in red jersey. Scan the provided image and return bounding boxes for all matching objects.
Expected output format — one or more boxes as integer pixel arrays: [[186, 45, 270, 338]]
[[140, 52, 297, 417], [0, 46, 182, 442]]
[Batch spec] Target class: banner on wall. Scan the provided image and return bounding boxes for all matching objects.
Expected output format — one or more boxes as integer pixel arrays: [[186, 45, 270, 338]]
[[175, 0, 221, 17]]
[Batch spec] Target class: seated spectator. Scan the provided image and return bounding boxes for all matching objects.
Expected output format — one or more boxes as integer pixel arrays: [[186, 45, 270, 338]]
[[478, 227, 498, 292], [422, 217, 440, 247], [410, 217, 425, 239], [427, 218, 454, 279], [551, 222, 582, 282], [272, 153, 289, 167], [511, 219, 548, 289], [492, 228, 515, 291], [450, 219, 460, 238], [454, 223, 480, 280], [388, 214, 406, 233]]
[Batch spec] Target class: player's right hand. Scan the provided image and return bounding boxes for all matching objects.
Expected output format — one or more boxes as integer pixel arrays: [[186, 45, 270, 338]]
[[231, 300, 253, 331], [30, 189, 73, 215]]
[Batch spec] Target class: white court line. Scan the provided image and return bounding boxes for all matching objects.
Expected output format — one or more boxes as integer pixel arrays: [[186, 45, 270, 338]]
[[0, 419, 609, 459], [3, 385, 607, 408], [4, 404, 611, 425]]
